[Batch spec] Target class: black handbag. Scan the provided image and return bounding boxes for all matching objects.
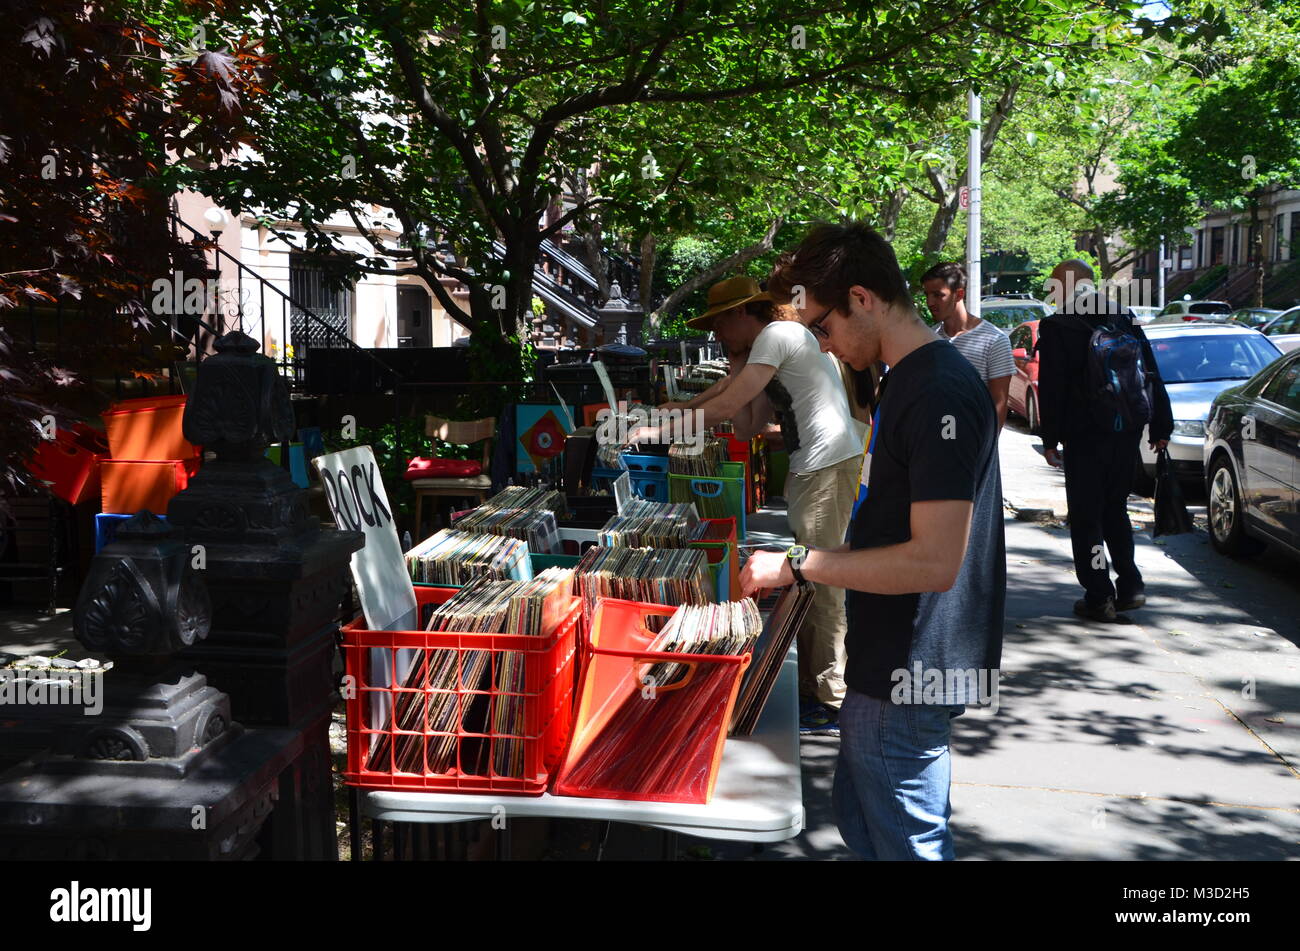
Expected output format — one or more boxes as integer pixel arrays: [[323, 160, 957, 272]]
[[1153, 448, 1195, 536]]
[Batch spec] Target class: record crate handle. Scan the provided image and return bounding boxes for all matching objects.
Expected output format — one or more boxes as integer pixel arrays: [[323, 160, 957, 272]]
[[632, 658, 700, 693], [689, 479, 724, 497]]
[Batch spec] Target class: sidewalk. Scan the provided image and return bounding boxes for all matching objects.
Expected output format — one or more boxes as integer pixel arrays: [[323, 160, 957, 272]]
[[714, 429, 1300, 861]]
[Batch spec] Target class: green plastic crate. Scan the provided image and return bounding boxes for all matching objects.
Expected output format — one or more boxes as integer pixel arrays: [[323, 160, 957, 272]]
[[669, 461, 746, 539]]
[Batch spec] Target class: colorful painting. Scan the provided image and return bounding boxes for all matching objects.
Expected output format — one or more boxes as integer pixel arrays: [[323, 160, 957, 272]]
[[515, 404, 576, 474]]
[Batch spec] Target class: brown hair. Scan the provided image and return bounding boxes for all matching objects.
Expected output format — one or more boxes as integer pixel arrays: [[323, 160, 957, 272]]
[[743, 298, 798, 324], [919, 261, 967, 293], [767, 221, 911, 312]]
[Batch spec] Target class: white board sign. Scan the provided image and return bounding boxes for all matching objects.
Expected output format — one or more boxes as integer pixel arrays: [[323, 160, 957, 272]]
[[613, 470, 632, 514], [592, 360, 619, 414], [312, 446, 418, 633]]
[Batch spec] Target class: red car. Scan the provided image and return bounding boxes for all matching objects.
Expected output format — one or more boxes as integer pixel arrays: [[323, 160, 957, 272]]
[[1007, 320, 1041, 432]]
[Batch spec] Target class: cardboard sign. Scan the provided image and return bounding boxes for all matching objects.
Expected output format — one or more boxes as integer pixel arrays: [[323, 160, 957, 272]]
[[312, 446, 417, 632]]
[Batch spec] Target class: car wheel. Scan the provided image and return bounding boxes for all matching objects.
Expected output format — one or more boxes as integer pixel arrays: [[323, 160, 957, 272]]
[[1207, 455, 1263, 557], [1026, 391, 1039, 435], [1132, 457, 1155, 497]]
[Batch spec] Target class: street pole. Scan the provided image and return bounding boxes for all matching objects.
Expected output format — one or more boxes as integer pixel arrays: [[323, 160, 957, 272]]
[[1157, 236, 1167, 309], [966, 88, 982, 317]]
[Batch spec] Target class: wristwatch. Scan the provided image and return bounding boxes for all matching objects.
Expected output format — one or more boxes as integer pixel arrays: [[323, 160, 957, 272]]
[[785, 545, 809, 584]]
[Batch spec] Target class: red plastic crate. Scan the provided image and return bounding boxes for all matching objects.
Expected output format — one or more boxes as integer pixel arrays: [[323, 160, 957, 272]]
[[102, 395, 198, 461], [24, 424, 108, 505], [341, 585, 580, 795], [100, 457, 199, 514], [554, 597, 750, 805]]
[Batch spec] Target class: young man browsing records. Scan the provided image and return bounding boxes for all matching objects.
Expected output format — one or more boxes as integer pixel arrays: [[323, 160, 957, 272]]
[[630, 275, 862, 732], [742, 223, 1006, 861]]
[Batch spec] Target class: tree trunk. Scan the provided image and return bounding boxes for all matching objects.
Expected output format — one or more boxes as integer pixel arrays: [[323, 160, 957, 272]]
[[920, 82, 1019, 259], [1250, 194, 1265, 307], [644, 216, 784, 337], [1093, 225, 1114, 280], [638, 232, 656, 312], [879, 186, 907, 241]]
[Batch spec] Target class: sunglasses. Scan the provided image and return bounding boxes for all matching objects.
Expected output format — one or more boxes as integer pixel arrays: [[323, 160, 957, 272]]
[[807, 304, 835, 339]]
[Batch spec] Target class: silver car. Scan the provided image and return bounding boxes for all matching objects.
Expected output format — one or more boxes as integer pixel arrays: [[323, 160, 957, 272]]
[[1137, 323, 1283, 487], [1261, 306, 1300, 354]]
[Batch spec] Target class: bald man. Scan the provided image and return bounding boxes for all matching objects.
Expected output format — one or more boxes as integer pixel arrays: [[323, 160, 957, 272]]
[[1037, 259, 1172, 622]]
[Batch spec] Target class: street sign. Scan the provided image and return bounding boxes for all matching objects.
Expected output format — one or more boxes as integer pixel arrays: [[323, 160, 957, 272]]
[[959, 186, 970, 210]]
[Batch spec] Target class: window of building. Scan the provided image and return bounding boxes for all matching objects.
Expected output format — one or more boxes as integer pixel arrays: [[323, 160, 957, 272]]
[[288, 254, 354, 351]]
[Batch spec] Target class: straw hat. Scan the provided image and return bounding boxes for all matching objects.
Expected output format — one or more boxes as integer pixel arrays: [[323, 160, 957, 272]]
[[685, 276, 772, 331]]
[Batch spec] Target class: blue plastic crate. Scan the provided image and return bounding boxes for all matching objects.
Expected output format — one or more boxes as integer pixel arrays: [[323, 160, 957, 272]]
[[96, 512, 167, 553], [620, 452, 669, 475], [629, 471, 669, 502]]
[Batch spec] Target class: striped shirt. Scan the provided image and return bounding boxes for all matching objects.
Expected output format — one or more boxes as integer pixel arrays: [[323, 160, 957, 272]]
[[934, 319, 1016, 382]]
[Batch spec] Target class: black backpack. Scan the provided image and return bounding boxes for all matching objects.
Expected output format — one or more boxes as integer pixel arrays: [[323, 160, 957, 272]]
[[1070, 311, 1153, 433]]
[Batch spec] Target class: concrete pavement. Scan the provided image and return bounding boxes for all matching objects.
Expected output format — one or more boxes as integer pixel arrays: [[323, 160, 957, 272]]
[[717, 423, 1300, 861]]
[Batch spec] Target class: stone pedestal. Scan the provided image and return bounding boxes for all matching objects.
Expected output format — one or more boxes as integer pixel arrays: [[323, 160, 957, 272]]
[[165, 330, 364, 859]]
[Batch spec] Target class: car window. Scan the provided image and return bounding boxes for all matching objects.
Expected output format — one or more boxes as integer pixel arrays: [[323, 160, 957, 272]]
[[1190, 302, 1231, 315], [1260, 357, 1300, 412], [1158, 303, 1179, 316], [1269, 311, 1300, 334], [1009, 327, 1029, 351], [1148, 334, 1281, 383]]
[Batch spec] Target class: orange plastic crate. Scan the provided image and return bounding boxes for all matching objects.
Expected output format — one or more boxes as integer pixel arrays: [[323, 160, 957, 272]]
[[102, 395, 198, 461], [100, 457, 199, 514], [554, 597, 750, 805], [341, 586, 580, 795]]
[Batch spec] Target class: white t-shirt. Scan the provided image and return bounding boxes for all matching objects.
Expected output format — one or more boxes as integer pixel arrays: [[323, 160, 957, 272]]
[[934, 319, 1016, 382], [746, 321, 863, 474]]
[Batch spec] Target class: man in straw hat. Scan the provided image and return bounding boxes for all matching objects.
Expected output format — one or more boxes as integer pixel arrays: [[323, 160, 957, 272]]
[[632, 274, 862, 734]]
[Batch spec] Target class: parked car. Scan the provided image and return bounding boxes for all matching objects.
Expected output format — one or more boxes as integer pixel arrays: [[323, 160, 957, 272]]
[[1136, 323, 1283, 492], [1128, 305, 1161, 324], [1006, 320, 1041, 431], [1229, 307, 1282, 330], [979, 297, 1053, 333], [1203, 348, 1300, 560], [1260, 306, 1300, 353], [1154, 299, 1233, 321]]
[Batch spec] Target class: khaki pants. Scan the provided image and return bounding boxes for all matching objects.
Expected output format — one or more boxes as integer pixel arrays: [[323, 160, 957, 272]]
[[785, 455, 859, 710]]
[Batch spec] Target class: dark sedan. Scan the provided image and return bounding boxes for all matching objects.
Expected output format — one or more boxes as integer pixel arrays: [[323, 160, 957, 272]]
[[1203, 349, 1300, 560]]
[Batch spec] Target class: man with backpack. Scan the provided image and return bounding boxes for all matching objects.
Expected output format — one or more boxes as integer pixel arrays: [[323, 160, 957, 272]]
[[1037, 259, 1173, 622]]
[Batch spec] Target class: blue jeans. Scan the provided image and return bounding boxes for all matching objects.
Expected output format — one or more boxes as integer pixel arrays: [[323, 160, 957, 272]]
[[832, 689, 965, 860]]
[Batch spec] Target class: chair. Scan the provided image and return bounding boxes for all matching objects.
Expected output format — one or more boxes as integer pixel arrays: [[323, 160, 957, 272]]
[[411, 415, 496, 540]]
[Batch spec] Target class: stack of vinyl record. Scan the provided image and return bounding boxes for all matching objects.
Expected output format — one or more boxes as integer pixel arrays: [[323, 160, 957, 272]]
[[368, 569, 573, 778], [404, 529, 531, 585], [574, 546, 714, 621], [668, 437, 728, 477], [598, 499, 703, 548]]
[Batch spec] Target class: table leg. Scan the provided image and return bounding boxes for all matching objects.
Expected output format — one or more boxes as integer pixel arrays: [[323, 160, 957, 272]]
[[495, 821, 512, 861], [662, 830, 678, 861], [394, 822, 405, 861], [370, 820, 383, 860], [348, 788, 362, 862]]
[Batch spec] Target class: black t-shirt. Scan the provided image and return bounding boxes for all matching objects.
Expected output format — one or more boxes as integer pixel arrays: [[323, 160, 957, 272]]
[[845, 340, 1006, 704]]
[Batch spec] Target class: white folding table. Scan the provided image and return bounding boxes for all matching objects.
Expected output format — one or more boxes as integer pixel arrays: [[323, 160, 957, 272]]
[[356, 647, 804, 859]]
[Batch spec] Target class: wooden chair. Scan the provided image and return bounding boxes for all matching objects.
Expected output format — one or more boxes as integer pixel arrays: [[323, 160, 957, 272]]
[[411, 415, 496, 540]]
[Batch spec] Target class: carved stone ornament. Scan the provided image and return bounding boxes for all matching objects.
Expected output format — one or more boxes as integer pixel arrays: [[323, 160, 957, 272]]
[[73, 511, 212, 656], [182, 329, 295, 460]]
